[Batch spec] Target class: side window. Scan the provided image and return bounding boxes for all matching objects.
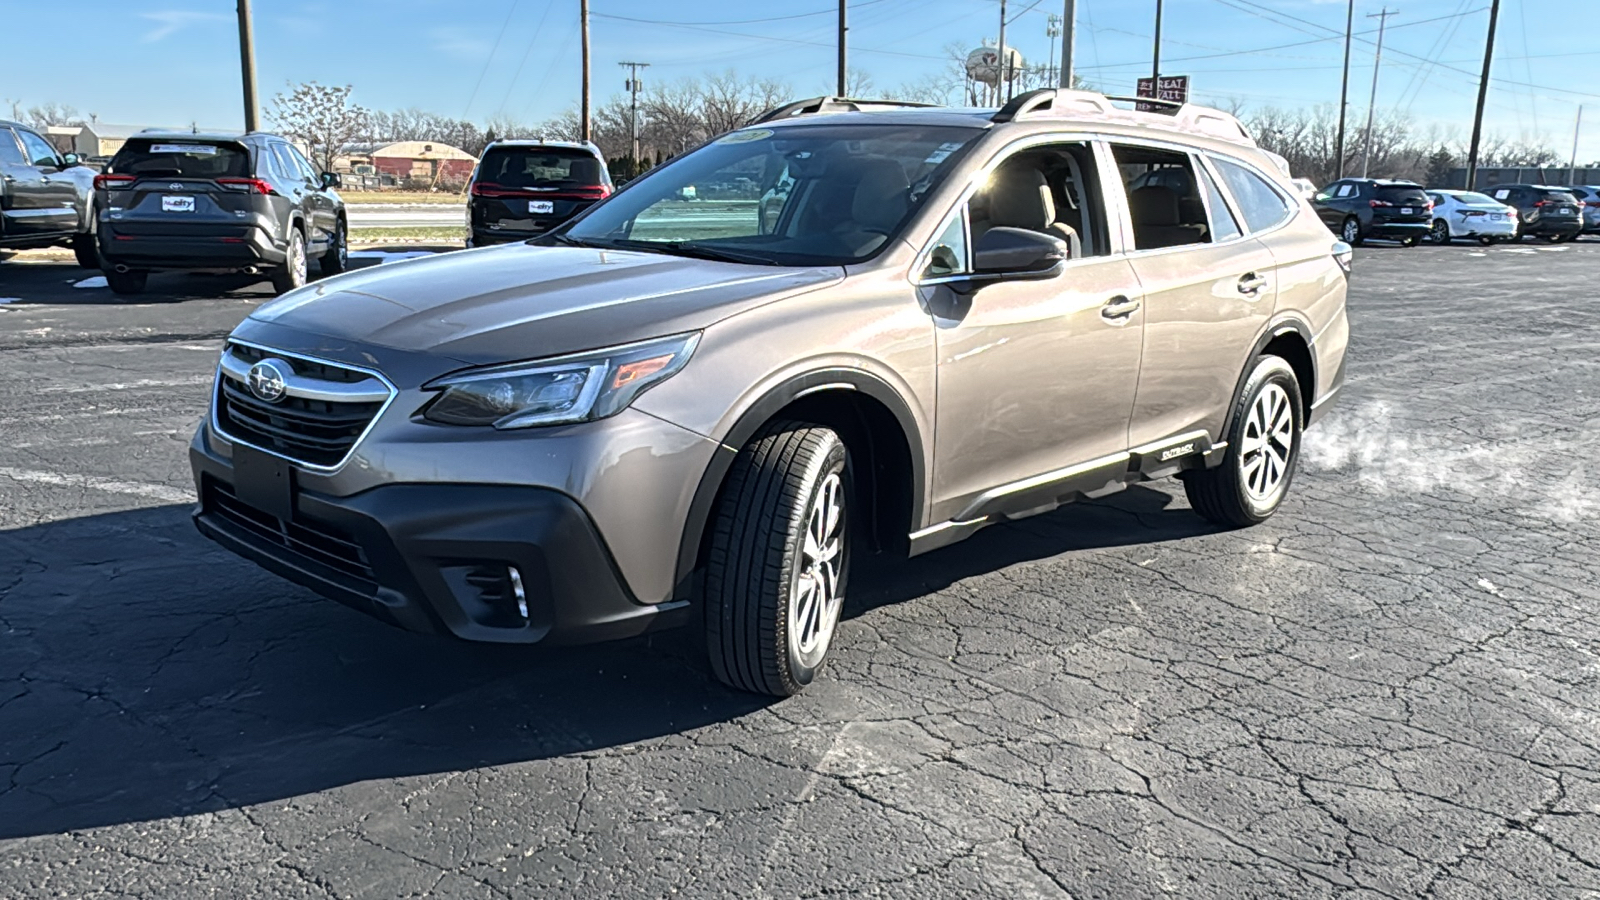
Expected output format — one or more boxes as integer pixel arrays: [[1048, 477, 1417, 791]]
[[1335, 184, 1355, 199], [17, 129, 60, 168], [1197, 163, 1243, 242], [288, 145, 320, 181], [967, 141, 1110, 258], [921, 210, 969, 280], [274, 144, 309, 183], [1492, 188, 1511, 201], [0, 128, 26, 166], [1110, 143, 1211, 250], [1213, 158, 1293, 233]]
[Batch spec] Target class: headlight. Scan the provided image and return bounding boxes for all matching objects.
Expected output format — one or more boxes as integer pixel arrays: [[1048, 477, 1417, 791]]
[[421, 333, 700, 429]]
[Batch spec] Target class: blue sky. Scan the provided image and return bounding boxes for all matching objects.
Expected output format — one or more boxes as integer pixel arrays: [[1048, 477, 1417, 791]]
[[2, 0, 1595, 161]]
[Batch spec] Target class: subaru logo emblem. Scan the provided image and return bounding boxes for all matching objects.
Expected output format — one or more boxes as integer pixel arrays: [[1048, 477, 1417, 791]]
[[246, 359, 291, 403]]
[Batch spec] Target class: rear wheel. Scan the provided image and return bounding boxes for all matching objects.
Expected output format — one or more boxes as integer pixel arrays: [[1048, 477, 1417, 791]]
[[1340, 216, 1363, 246], [1428, 220, 1451, 245], [1182, 356, 1303, 528], [270, 228, 308, 294], [319, 219, 348, 276], [104, 268, 148, 295], [704, 422, 851, 697], [73, 211, 101, 268], [1478, 236, 1496, 246], [1399, 235, 1420, 247], [1543, 233, 1564, 244]]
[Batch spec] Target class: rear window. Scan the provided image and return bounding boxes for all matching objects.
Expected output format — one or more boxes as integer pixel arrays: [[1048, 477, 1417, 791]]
[[108, 139, 250, 179], [1540, 190, 1579, 204], [1376, 185, 1428, 204], [477, 147, 605, 189], [1455, 192, 1498, 205]]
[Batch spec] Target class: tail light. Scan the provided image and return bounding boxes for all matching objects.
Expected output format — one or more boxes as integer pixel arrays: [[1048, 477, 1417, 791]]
[[471, 182, 609, 200], [94, 174, 134, 191], [470, 181, 507, 197], [1369, 199, 1393, 208], [217, 177, 272, 194]]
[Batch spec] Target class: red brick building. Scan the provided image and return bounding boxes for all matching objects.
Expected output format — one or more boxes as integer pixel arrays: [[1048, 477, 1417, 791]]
[[370, 141, 477, 186]]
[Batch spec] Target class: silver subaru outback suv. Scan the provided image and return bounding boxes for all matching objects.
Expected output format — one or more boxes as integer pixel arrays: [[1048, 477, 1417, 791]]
[[192, 90, 1350, 697]]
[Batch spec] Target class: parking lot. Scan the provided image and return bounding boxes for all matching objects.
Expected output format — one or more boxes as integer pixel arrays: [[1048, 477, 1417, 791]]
[[2, 238, 1598, 897]]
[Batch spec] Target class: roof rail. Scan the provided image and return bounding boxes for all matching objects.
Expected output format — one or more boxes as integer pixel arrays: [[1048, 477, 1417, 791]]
[[990, 88, 1254, 146], [750, 96, 938, 125]]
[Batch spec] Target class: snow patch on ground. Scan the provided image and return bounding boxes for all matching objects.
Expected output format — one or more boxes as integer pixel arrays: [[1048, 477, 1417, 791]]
[[0, 298, 20, 305], [349, 250, 436, 264], [74, 276, 108, 289]]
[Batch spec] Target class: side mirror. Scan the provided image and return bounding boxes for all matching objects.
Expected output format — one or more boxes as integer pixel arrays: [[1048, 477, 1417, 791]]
[[62, 153, 80, 166], [321, 171, 342, 189], [969, 227, 1068, 283]]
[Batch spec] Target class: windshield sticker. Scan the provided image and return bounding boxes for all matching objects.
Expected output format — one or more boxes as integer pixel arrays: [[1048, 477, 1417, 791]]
[[923, 141, 965, 165], [718, 128, 774, 144], [150, 143, 219, 155]]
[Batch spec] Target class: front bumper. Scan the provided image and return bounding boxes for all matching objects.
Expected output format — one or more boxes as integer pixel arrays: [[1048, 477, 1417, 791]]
[[192, 448, 691, 644]]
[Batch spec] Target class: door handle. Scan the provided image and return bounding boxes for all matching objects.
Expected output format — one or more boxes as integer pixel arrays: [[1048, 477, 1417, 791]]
[[1101, 295, 1141, 322], [1238, 273, 1268, 294]]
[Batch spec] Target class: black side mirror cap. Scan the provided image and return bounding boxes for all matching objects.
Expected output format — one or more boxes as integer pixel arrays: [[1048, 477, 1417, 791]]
[[970, 226, 1068, 282], [62, 153, 80, 166], [321, 171, 342, 189]]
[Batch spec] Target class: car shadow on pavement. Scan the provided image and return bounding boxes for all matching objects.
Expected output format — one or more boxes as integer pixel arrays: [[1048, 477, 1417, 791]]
[[0, 485, 1211, 840]]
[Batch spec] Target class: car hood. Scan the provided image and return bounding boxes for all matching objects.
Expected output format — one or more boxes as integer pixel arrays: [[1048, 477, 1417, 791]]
[[248, 243, 842, 365]]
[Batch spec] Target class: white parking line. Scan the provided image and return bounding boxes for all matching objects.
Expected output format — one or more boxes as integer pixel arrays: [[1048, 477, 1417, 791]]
[[38, 376, 214, 394], [0, 466, 192, 504]]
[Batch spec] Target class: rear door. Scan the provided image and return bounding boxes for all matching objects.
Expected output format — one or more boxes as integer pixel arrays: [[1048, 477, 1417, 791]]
[[99, 138, 263, 240], [10, 127, 78, 236], [270, 142, 325, 247], [1316, 180, 1357, 229], [1113, 143, 1278, 449], [471, 146, 609, 235], [286, 144, 337, 247]]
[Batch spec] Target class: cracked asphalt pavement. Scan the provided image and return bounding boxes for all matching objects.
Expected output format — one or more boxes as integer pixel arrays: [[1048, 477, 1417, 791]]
[[1, 241, 1598, 898]]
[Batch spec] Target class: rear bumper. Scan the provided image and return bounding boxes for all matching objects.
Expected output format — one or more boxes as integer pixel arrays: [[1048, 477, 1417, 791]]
[[191, 445, 691, 645], [99, 226, 285, 270], [1521, 219, 1583, 236], [1366, 220, 1430, 239]]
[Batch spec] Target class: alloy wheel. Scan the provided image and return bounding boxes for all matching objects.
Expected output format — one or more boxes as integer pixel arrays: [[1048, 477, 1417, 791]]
[[788, 471, 845, 668], [1430, 221, 1450, 244], [1342, 218, 1360, 243], [1239, 383, 1294, 501]]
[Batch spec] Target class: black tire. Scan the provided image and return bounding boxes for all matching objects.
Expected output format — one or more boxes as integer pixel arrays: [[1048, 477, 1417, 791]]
[[319, 218, 348, 276], [1340, 216, 1363, 246], [704, 422, 851, 697], [1400, 236, 1420, 247], [1428, 220, 1451, 245], [1543, 233, 1564, 244], [1478, 236, 1495, 246], [1182, 356, 1303, 528], [104, 268, 148, 295], [73, 211, 101, 269], [270, 227, 308, 294]]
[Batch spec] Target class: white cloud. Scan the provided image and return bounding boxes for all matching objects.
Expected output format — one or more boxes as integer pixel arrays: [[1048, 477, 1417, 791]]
[[141, 10, 229, 42]]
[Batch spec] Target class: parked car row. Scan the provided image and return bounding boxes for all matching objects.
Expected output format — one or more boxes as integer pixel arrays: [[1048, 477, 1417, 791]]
[[1312, 176, 1594, 246]]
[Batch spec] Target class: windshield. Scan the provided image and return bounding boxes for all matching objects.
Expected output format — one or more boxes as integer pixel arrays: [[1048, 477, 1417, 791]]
[[108, 139, 250, 179], [478, 146, 608, 190], [561, 123, 984, 266]]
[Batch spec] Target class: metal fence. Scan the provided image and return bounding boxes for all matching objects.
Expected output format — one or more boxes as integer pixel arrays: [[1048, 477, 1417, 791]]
[[1445, 166, 1600, 189]]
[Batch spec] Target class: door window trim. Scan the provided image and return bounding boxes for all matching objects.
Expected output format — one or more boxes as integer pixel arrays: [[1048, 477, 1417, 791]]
[[909, 131, 1116, 285]]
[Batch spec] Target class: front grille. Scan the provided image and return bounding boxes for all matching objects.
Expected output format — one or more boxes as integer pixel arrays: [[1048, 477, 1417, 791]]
[[214, 343, 390, 468], [205, 480, 378, 591]]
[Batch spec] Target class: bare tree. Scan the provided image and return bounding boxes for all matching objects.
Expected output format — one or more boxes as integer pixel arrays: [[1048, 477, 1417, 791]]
[[24, 102, 83, 129], [269, 82, 370, 174]]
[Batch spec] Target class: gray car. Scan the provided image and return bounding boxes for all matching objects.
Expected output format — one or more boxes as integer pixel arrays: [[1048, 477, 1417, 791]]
[[191, 90, 1350, 696]]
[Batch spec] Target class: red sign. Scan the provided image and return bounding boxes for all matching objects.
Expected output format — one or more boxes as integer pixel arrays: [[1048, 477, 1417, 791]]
[[1135, 75, 1190, 113]]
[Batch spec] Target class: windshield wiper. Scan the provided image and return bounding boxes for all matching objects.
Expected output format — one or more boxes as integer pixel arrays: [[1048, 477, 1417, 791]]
[[542, 233, 599, 248], [605, 239, 778, 266]]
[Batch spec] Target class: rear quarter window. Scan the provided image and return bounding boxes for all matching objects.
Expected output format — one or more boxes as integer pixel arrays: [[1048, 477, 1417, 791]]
[[1213, 157, 1292, 233], [109, 140, 250, 179]]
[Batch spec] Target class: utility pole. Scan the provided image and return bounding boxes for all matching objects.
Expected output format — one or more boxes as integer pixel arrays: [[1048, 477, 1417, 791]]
[[1152, 0, 1163, 87], [1464, 0, 1500, 191], [620, 61, 649, 178], [1059, 0, 1075, 89], [1360, 8, 1396, 178], [1570, 106, 1585, 184], [580, 0, 591, 143], [837, 1, 848, 96], [1046, 14, 1061, 88], [236, 0, 259, 132], [996, 0, 1008, 105], [1335, 0, 1354, 178]]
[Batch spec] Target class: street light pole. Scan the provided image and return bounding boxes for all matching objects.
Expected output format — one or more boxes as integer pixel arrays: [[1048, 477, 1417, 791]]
[[1152, 0, 1163, 86], [236, 0, 259, 132], [580, 0, 592, 143], [996, 0, 1008, 105], [837, 1, 848, 96], [1361, 8, 1396, 179]]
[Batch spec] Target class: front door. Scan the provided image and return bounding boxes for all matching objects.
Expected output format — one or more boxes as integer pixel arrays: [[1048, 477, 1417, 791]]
[[925, 141, 1144, 525], [3, 127, 76, 238]]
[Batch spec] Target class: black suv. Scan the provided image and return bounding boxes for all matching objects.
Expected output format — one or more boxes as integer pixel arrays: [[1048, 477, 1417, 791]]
[[95, 131, 347, 295], [467, 140, 612, 246], [0, 120, 98, 267], [1484, 184, 1584, 242], [1313, 178, 1432, 246]]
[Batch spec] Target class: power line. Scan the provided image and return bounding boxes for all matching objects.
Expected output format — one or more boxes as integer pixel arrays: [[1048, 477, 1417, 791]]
[[588, 14, 952, 62], [494, 0, 556, 118], [463, 0, 520, 118]]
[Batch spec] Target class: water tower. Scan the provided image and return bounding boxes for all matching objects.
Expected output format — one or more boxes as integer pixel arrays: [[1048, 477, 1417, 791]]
[[964, 45, 1025, 105]]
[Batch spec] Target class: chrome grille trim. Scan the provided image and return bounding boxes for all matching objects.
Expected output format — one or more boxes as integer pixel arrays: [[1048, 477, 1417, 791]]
[[210, 339, 398, 473]]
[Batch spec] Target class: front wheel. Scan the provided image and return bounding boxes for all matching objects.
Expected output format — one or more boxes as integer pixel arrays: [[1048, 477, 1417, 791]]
[[1428, 220, 1451, 245], [1182, 356, 1303, 528], [1340, 217, 1363, 246], [319, 219, 348, 276], [73, 212, 101, 268], [270, 228, 308, 294], [704, 423, 851, 697]]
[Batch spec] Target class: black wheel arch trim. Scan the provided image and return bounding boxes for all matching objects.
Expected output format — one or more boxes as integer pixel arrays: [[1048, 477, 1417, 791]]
[[1222, 316, 1317, 452], [671, 367, 927, 602]]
